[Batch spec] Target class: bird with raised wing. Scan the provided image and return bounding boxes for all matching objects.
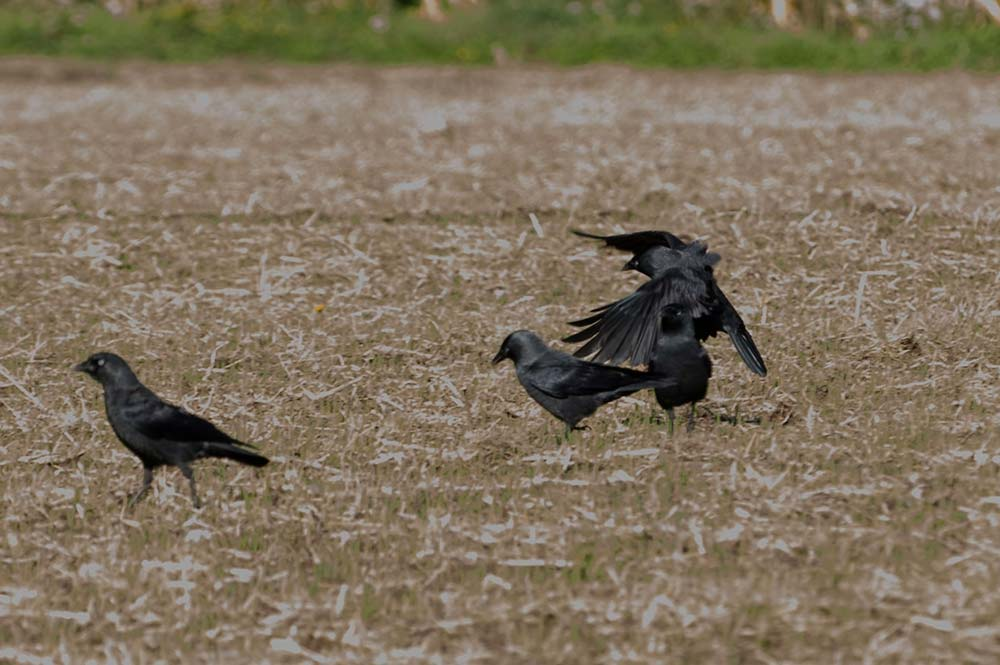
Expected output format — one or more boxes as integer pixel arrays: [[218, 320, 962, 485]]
[[565, 229, 766, 377]]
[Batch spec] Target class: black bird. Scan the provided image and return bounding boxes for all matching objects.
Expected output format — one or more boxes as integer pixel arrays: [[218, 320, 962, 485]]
[[649, 304, 713, 432], [492, 330, 676, 433], [74, 352, 268, 509], [564, 229, 767, 376]]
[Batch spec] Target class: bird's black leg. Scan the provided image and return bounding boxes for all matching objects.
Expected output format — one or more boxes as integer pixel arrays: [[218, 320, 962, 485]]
[[687, 403, 697, 433], [559, 423, 587, 445], [126, 467, 154, 510], [178, 464, 201, 509], [559, 423, 575, 445], [666, 408, 676, 435]]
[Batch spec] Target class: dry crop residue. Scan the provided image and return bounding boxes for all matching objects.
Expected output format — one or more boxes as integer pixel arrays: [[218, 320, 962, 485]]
[[1, 60, 999, 663]]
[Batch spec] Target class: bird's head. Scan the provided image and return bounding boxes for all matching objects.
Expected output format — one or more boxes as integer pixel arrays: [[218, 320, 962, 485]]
[[492, 330, 543, 365], [73, 352, 132, 385], [624, 246, 674, 277]]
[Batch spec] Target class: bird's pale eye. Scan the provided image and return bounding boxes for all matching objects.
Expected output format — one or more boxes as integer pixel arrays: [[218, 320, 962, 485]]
[[97, 358, 105, 367]]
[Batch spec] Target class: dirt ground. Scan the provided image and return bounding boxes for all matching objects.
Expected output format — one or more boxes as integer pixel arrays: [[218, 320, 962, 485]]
[[1, 59, 999, 663]]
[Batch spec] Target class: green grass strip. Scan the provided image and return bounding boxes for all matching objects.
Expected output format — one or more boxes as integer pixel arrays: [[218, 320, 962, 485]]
[[1, 3, 998, 70]]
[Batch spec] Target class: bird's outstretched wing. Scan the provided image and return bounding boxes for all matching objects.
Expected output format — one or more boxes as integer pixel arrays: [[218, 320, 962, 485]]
[[572, 228, 766, 375], [564, 267, 715, 366], [572, 229, 686, 253], [712, 283, 768, 376], [527, 357, 674, 400], [127, 389, 244, 445]]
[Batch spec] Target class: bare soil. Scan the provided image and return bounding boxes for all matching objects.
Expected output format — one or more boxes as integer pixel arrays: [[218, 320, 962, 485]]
[[1, 59, 999, 663]]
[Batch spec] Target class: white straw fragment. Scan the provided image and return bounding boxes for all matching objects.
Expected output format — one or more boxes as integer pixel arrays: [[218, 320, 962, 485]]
[[528, 212, 544, 237], [259, 252, 271, 302], [0, 364, 45, 411], [854, 272, 868, 323]]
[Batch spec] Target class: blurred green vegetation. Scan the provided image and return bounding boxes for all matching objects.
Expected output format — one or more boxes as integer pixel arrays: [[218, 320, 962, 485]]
[[0, 0, 998, 69]]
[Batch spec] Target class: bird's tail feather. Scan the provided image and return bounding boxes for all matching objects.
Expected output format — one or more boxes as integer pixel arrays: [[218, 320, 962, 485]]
[[570, 229, 608, 242], [606, 375, 676, 400], [205, 442, 269, 467], [728, 325, 767, 377]]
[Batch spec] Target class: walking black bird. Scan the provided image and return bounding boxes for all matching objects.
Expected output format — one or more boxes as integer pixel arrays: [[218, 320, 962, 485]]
[[492, 330, 676, 433], [74, 352, 268, 509], [649, 304, 713, 432], [564, 229, 767, 376]]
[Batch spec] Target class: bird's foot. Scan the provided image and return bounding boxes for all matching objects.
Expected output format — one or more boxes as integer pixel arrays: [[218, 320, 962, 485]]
[[179, 465, 202, 509], [187, 483, 202, 510], [125, 489, 147, 511], [126, 468, 154, 511], [685, 404, 698, 433]]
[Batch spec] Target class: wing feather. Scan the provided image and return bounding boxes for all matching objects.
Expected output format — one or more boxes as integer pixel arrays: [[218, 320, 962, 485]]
[[126, 389, 241, 445], [713, 284, 768, 376], [565, 267, 715, 366], [572, 229, 687, 253]]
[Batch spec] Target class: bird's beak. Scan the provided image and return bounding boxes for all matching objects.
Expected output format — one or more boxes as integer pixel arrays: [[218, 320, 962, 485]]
[[72, 362, 88, 373], [491, 349, 506, 365], [621, 261, 633, 272]]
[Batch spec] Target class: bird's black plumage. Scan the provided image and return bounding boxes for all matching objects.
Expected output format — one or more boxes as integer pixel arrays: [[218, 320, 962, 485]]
[[565, 229, 767, 376], [492, 330, 676, 432], [74, 352, 268, 509], [571, 228, 688, 256], [648, 305, 713, 432]]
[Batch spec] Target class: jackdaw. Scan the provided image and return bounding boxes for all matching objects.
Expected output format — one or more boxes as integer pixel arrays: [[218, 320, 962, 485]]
[[492, 330, 676, 433], [74, 352, 268, 509], [564, 229, 766, 376], [649, 304, 713, 432]]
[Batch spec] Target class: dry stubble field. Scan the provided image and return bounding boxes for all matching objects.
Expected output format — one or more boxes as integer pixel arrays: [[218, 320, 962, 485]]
[[1, 59, 999, 663]]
